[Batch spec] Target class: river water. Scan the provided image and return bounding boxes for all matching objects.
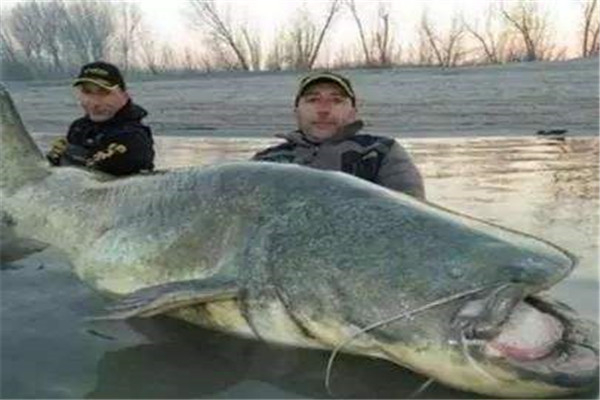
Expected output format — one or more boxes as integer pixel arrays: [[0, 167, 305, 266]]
[[1, 135, 598, 399], [151, 135, 599, 280]]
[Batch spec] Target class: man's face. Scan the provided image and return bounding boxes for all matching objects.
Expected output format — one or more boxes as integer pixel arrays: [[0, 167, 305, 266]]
[[75, 83, 129, 122], [295, 82, 357, 141]]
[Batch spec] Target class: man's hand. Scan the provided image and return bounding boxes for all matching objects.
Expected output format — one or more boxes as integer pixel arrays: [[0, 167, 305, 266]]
[[46, 137, 68, 165], [86, 143, 127, 167]]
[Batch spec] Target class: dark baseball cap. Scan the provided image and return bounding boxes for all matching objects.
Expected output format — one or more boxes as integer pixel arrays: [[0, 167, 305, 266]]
[[295, 71, 356, 106], [73, 61, 126, 90]]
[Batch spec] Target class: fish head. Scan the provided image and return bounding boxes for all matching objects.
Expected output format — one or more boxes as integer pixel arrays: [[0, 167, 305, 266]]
[[354, 201, 599, 397], [375, 284, 598, 398], [268, 191, 597, 398]]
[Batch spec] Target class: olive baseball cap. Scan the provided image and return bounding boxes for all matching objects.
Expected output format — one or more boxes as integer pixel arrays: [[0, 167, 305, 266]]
[[295, 71, 356, 106], [73, 61, 126, 90]]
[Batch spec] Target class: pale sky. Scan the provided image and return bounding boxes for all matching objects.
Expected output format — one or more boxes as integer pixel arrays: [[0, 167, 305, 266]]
[[136, 0, 584, 57], [0, 0, 586, 58]]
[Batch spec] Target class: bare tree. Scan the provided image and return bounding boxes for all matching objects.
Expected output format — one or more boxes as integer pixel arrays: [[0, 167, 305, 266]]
[[178, 47, 200, 72], [265, 31, 287, 70], [329, 46, 358, 68], [210, 40, 244, 70], [372, 3, 395, 66], [347, 1, 396, 67], [0, 21, 33, 79], [59, 1, 115, 65], [501, 1, 554, 61], [38, 1, 66, 72], [7, 1, 67, 74], [307, 0, 340, 69], [283, 0, 341, 70], [0, 22, 19, 67], [138, 32, 161, 74], [582, 0, 599, 57], [286, 10, 318, 69], [1, 0, 119, 78], [418, 11, 466, 67], [347, 0, 372, 65], [187, 0, 263, 71], [114, 2, 144, 72], [241, 27, 262, 71], [464, 3, 511, 64]]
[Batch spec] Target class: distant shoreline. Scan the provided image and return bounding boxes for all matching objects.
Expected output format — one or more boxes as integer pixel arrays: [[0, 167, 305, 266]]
[[7, 57, 599, 139]]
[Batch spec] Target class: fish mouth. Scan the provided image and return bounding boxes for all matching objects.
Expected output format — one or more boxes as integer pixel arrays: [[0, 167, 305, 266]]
[[457, 294, 599, 389]]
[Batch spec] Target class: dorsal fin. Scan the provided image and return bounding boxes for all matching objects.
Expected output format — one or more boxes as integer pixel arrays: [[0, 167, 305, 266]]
[[0, 84, 49, 192]]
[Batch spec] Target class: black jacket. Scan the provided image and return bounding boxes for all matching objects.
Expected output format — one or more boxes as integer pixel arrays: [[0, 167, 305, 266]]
[[60, 101, 154, 176]]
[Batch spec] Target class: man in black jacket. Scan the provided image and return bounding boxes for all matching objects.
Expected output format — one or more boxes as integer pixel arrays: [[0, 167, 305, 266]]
[[46, 61, 154, 176]]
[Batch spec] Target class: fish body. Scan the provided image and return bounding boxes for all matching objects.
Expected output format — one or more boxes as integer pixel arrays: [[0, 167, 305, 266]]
[[1, 85, 597, 398]]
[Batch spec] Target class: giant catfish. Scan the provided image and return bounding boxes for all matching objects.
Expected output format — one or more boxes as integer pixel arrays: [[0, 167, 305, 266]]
[[0, 85, 597, 398]]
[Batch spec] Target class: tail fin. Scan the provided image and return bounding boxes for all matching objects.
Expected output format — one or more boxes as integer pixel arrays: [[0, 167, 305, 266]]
[[0, 84, 49, 192]]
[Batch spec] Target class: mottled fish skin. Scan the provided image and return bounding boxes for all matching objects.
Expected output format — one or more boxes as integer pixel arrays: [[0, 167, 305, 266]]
[[1, 84, 597, 398]]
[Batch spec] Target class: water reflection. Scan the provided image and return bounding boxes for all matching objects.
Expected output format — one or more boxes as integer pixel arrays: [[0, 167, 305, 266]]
[[87, 317, 453, 399], [410, 137, 599, 280]]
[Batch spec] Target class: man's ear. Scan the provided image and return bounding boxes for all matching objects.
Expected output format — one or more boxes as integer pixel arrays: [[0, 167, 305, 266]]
[[349, 106, 357, 119], [117, 90, 130, 103]]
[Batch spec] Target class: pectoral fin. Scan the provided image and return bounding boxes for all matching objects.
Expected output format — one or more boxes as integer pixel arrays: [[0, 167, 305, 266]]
[[0, 211, 49, 263], [96, 276, 239, 320], [1, 237, 49, 264]]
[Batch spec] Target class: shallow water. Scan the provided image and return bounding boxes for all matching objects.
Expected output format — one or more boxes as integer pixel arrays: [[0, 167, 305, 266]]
[[2, 135, 598, 399]]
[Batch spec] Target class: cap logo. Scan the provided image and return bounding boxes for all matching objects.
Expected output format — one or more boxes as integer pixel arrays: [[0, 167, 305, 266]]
[[84, 67, 109, 76]]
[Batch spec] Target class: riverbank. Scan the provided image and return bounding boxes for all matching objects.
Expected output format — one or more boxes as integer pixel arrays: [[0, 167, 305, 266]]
[[4, 57, 599, 138]]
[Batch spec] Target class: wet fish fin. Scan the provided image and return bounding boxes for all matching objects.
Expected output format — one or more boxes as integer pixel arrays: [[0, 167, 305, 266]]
[[95, 277, 239, 320], [0, 237, 49, 264], [0, 211, 49, 263], [0, 85, 48, 191]]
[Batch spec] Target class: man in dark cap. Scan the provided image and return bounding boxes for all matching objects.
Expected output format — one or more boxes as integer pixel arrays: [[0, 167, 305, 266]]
[[46, 61, 154, 176], [252, 71, 425, 199]]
